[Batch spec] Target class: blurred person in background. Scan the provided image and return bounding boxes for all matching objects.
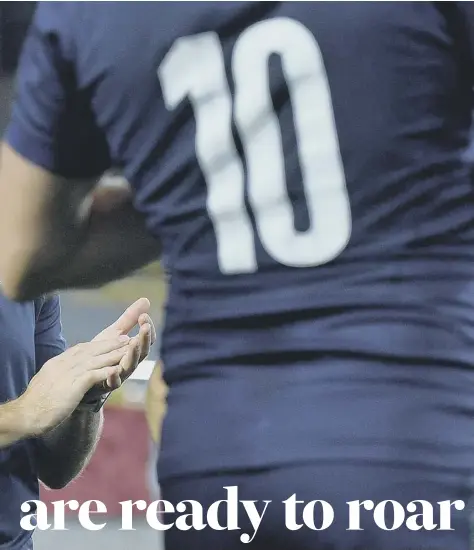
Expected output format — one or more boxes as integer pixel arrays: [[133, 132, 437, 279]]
[[0, 295, 155, 550], [145, 361, 167, 447], [1, 2, 474, 550], [145, 361, 167, 505]]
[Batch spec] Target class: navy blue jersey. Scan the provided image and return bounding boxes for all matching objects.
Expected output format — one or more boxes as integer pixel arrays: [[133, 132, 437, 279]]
[[0, 294, 65, 548], [6, 2, 474, 479]]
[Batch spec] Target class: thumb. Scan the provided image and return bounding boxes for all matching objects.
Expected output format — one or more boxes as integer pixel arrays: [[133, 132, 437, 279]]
[[93, 298, 151, 340]]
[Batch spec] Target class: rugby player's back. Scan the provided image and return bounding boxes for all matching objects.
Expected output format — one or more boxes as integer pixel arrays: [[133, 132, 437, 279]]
[[8, 2, 474, 478]]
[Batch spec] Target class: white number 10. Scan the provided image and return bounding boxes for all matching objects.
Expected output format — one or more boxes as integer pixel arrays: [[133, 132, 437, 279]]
[[158, 17, 351, 274]]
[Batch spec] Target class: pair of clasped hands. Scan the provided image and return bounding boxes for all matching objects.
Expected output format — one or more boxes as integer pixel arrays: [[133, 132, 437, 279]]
[[22, 297, 155, 434]]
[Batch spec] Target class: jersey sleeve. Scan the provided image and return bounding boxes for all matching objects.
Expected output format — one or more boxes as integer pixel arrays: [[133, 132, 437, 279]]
[[34, 294, 67, 371], [4, 2, 112, 179]]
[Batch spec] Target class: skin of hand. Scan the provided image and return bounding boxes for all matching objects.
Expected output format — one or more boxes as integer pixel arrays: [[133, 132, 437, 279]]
[[21, 298, 156, 436], [20, 337, 129, 436], [89, 297, 157, 393]]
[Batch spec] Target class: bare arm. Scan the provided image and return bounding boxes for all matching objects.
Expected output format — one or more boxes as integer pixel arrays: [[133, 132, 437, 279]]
[[41, 184, 162, 296], [32, 293, 104, 489], [0, 145, 160, 301], [0, 384, 103, 489], [0, 296, 143, 454], [33, 299, 155, 489], [0, 6, 161, 298], [37, 409, 103, 490]]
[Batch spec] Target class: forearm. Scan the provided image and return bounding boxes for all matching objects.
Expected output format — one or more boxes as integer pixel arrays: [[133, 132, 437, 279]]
[[9, 198, 161, 301], [37, 408, 103, 490], [53, 200, 161, 290], [0, 397, 34, 448]]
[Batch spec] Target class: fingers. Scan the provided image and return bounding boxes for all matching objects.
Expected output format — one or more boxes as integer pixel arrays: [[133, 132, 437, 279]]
[[85, 365, 121, 387], [89, 346, 130, 369], [106, 371, 122, 391], [75, 337, 130, 356], [118, 336, 142, 383], [139, 313, 156, 346], [137, 320, 152, 362], [91, 297, 151, 341], [77, 313, 154, 393], [115, 320, 152, 383], [112, 298, 151, 335]]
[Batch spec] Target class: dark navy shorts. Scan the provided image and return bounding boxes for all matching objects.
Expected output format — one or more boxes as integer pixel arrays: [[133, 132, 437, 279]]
[[161, 462, 474, 550]]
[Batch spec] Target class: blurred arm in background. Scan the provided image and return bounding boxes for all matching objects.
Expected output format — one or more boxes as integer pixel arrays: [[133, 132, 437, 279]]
[[0, 4, 161, 301], [145, 361, 168, 444], [0, 146, 161, 301]]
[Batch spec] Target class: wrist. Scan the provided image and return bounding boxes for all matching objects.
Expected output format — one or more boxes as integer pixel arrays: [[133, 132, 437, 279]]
[[11, 393, 40, 438], [77, 391, 111, 413]]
